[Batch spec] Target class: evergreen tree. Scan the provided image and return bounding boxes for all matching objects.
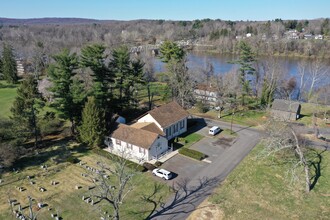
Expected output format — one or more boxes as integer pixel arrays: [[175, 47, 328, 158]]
[[0, 57, 3, 79], [110, 46, 145, 109], [78, 96, 106, 148], [48, 49, 85, 134], [80, 44, 112, 108], [159, 41, 185, 63], [159, 40, 193, 108], [110, 46, 131, 106], [2, 43, 18, 84], [11, 75, 43, 148], [233, 41, 256, 105]]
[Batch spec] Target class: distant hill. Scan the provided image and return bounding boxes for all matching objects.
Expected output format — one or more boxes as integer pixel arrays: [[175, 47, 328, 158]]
[[0, 17, 115, 25]]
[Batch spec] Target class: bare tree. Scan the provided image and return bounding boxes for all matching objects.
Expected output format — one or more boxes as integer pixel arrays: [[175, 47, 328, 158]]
[[261, 120, 311, 193], [89, 150, 139, 220], [307, 58, 328, 101], [296, 61, 308, 101], [259, 59, 285, 107], [167, 58, 195, 108]]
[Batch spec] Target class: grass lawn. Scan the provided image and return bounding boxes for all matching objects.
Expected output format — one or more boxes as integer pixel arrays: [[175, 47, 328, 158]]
[[0, 142, 171, 220], [0, 82, 17, 118], [298, 103, 330, 128], [136, 82, 171, 105], [194, 144, 330, 219], [179, 132, 204, 148], [188, 108, 267, 127]]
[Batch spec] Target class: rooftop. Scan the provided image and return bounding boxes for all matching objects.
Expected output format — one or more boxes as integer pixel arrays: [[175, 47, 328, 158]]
[[271, 99, 301, 113], [111, 124, 160, 149], [147, 101, 189, 128], [130, 122, 165, 136]]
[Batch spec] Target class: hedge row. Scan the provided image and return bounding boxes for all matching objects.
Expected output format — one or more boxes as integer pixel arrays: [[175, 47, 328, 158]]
[[93, 149, 146, 172], [178, 148, 207, 161]]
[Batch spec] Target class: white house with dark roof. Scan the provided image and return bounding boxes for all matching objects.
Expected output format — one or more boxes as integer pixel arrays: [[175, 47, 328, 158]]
[[105, 124, 168, 162], [105, 101, 189, 162], [137, 101, 190, 140]]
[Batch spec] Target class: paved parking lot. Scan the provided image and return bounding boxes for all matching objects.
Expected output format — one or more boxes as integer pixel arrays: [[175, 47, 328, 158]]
[[157, 154, 207, 185]]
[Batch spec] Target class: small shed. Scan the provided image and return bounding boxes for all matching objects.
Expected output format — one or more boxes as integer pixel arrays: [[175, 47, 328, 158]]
[[271, 99, 301, 121]]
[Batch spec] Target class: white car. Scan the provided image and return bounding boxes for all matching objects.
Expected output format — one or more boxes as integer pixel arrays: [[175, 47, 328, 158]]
[[209, 126, 221, 135], [152, 168, 172, 180]]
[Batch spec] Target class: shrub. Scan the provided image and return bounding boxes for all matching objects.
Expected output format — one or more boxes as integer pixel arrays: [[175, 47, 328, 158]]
[[66, 155, 79, 164], [196, 101, 208, 113], [143, 162, 156, 171], [93, 149, 146, 172], [154, 161, 163, 167], [179, 148, 207, 161]]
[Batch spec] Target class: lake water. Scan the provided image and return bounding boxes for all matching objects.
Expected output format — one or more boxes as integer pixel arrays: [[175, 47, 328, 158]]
[[154, 52, 330, 87]]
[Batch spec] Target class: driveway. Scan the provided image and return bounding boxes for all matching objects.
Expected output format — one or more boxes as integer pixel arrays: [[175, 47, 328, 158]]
[[159, 154, 207, 185], [148, 118, 262, 220]]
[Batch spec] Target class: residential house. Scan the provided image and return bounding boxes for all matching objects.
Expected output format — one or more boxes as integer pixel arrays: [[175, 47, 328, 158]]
[[105, 124, 168, 162], [304, 34, 313, 40], [16, 59, 25, 76], [194, 84, 218, 105], [137, 101, 189, 140], [286, 30, 299, 40], [315, 35, 323, 40], [271, 99, 301, 121], [104, 101, 189, 162]]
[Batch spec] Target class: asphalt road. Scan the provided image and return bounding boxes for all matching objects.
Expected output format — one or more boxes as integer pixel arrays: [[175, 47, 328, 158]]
[[148, 118, 262, 220]]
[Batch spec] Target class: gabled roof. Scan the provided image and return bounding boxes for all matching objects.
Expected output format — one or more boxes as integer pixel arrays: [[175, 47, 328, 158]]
[[130, 122, 165, 136], [195, 84, 217, 92], [271, 99, 300, 113], [111, 124, 159, 149], [147, 101, 189, 128]]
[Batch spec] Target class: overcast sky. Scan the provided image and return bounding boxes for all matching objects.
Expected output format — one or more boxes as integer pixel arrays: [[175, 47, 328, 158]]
[[1, 0, 329, 21]]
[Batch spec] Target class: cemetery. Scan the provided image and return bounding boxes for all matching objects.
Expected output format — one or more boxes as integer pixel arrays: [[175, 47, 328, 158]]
[[0, 142, 171, 219]]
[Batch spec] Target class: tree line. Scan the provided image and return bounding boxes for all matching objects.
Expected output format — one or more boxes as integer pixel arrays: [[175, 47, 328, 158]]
[[0, 18, 330, 61]]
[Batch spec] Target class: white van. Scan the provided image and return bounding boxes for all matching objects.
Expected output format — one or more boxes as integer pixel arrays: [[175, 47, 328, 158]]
[[209, 126, 221, 135]]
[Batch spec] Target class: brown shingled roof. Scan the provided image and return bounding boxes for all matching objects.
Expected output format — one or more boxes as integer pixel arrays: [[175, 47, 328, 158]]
[[148, 101, 189, 128], [111, 124, 159, 149], [130, 122, 165, 136]]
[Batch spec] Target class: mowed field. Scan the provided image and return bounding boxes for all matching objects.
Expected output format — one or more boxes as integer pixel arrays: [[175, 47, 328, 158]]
[[188, 144, 330, 219], [0, 83, 17, 118], [0, 143, 171, 220]]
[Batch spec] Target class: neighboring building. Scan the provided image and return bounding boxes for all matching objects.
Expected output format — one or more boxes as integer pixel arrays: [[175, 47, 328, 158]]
[[286, 30, 299, 40], [194, 84, 218, 105], [137, 101, 189, 140], [315, 34, 323, 40], [16, 59, 25, 76], [271, 99, 301, 121], [246, 33, 252, 38], [113, 114, 126, 124], [304, 34, 313, 39], [105, 124, 168, 162]]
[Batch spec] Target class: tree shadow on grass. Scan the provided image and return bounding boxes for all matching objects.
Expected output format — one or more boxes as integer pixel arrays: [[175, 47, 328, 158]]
[[13, 137, 88, 170], [131, 176, 220, 220], [309, 149, 326, 191]]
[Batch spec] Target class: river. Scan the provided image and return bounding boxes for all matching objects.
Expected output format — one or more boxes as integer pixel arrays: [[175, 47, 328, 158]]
[[154, 52, 330, 88]]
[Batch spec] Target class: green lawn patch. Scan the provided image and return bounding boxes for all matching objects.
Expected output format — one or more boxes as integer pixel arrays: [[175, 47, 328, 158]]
[[298, 103, 330, 128], [188, 108, 266, 127], [93, 148, 146, 172], [178, 132, 203, 148], [0, 82, 17, 118], [209, 144, 330, 219]]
